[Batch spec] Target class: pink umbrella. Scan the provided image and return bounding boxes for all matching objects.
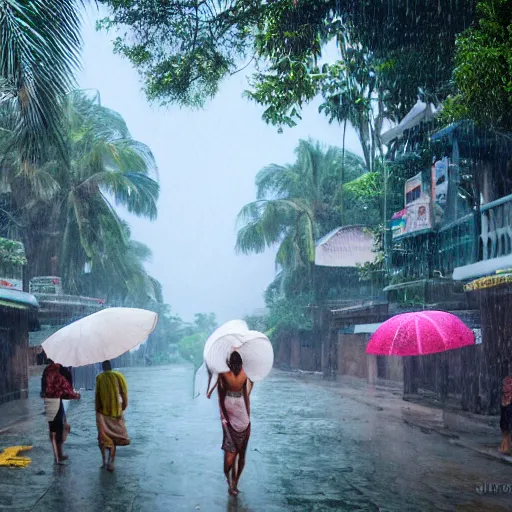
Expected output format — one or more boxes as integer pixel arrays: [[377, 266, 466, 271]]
[[366, 311, 475, 356]]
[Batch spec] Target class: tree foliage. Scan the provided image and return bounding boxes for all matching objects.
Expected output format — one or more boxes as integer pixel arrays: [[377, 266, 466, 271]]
[[0, 0, 83, 162], [97, 0, 263, 107], [443, 0, 512, 131]]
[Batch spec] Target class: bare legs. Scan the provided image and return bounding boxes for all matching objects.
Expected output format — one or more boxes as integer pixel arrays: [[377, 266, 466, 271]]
[[49, 432, 66, 465], [100, 445, 116, 472], [224, 446, 248, 496], [500, 431, 511, 454], [224, 451, 237, 494], [232, 449, 247, 493]]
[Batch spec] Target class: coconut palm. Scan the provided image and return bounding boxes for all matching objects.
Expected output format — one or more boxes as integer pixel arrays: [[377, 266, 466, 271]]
[[3, 91, 159, 290], [77, 220, 159, 305], [0, 1, 83, 162], [235, 139, 366, 270]]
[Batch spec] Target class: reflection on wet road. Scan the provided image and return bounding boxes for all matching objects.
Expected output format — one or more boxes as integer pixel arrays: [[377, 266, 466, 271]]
[[0, 365, 511, 511]]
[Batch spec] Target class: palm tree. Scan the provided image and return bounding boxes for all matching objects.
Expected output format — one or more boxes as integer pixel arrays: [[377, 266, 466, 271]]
[[3, 91, 159, 291], [235, 139, 366, 272], [0, 1, 83, 162], [78, 220, 159, 305]]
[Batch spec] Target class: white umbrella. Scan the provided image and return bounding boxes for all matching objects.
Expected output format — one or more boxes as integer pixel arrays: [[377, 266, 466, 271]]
[[42, 308, 158, 367], [199, 320, 274, 396]]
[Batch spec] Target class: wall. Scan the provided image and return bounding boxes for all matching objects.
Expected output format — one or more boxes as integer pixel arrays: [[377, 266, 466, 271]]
[[0, 310, 29, 404], [338, 333, 368, 379], [274, 330, 321, 371]]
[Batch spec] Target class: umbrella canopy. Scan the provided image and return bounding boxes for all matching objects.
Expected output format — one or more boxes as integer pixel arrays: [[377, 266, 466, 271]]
[[199, 320, 274, 395], [366, 311, 475, 356], [42, 307, 158, 367]]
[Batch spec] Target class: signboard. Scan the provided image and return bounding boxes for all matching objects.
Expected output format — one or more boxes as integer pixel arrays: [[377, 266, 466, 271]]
[[432, 158, 449, 206], [406, 198, 432, 233], [391, 209, 407, 238], [0, 278, 22, 291], [405, 172, 422, 206]]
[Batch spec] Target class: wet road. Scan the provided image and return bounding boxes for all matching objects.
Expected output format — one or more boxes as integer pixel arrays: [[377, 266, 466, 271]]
[[1, 365, 511, 511]]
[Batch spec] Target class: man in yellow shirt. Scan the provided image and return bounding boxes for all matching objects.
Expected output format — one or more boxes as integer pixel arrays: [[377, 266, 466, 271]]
[[95, 360, 130, 472]]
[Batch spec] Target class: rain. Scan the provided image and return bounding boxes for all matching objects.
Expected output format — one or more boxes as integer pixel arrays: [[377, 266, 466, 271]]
[[1, 1, 512, 511]]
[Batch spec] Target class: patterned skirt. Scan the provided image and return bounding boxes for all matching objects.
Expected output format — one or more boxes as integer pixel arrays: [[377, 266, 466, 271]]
[[96, 413, 131, 449], [222, 422, 251, 454]]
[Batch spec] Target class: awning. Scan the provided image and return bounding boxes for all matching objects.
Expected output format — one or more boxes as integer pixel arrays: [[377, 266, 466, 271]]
[[453, 254, 512, 281], [0, 288, 39, 309], [354, 323, 382, 334], [464, 273, 512, 293], [315, 225, 375, 267]]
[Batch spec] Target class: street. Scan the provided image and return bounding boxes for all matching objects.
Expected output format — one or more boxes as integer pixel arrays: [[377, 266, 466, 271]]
[[1, 365, 511, 511]]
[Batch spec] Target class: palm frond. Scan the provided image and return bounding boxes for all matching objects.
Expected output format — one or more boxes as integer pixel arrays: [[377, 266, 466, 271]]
[[0, 0, 83, 162]]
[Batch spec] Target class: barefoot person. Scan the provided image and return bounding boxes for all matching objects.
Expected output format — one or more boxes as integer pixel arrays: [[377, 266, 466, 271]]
[[207, 351, 253, 496], [500, 375, 512, 454], [41, 360, 80, 464], [95, 360, 130, 472]]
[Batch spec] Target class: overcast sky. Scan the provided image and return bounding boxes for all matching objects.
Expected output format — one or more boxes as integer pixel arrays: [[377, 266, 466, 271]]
[[77, 10, 363, 323]]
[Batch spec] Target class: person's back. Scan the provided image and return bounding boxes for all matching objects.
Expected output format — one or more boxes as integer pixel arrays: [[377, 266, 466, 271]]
[[95, 360, 130, 472], [221, 368, 248, 392]]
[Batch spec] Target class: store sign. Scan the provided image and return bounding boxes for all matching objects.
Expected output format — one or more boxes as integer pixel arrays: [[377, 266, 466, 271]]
[[0, 278, 22, 291], [391, 209, 407, 238], [405, 172, 422, 205], [406, 198, 432, 233], [432, 158, 449, 206]]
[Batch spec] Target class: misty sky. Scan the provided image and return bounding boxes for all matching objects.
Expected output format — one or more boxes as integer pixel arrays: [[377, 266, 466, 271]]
[[77, 10, 363, 323]]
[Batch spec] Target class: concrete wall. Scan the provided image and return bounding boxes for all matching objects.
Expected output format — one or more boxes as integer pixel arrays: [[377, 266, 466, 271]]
[[337, 332, 403, 384], [338, 333, 368, 379]]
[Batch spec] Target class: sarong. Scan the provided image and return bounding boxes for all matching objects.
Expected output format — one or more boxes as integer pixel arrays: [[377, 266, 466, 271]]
[[45, 399, 65, 442], [96, 413, 131, 449], [221, 391, 250, 453]]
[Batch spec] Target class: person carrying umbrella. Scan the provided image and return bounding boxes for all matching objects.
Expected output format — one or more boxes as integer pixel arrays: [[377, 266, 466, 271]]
[[95, 360, 130, 472], [41, 360, 80, 464], [207, 351, 253, 496]]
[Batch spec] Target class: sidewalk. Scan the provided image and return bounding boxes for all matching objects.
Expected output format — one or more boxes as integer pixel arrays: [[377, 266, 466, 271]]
[[287, 370, 512, 465], [0, 376, 42, 434]]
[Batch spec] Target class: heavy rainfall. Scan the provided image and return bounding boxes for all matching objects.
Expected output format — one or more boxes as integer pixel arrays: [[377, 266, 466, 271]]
[[0, 1, 512, 511]]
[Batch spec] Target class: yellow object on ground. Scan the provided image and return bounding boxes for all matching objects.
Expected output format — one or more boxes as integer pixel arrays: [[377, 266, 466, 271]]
[[0, 446, 32, 467]]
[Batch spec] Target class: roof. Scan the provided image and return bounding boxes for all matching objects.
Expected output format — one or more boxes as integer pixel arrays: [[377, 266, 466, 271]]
[[0, 287, 39, 309], [315, 225, 376, 268], [381, 100, 438, 145]]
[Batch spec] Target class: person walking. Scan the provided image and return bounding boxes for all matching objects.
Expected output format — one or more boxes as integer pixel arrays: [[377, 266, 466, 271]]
[[95, 360, 130, 472], [207, 351, 253, 496], [500, 375, 512, 454], [41, 360, 80, 464]]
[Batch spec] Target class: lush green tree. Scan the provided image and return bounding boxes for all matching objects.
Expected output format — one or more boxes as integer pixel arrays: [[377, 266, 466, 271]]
[[442, 0, 512, 132], [193, 312, 218, 334], [248, 1, 476, 123], [97, 0, 264, 107], [0, 1, 83, 162], [178, 333, 207, 369], [2, 91, 159, 287], [236, 139, 367, 272]]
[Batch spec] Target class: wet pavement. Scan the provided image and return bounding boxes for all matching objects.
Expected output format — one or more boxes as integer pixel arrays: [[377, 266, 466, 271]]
[[1, 365, 512, 511]]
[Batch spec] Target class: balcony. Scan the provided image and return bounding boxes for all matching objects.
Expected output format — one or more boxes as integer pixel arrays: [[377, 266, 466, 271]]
[[387, 194, 512, 289]]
